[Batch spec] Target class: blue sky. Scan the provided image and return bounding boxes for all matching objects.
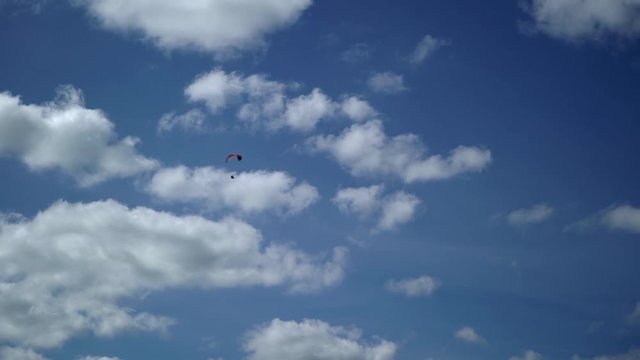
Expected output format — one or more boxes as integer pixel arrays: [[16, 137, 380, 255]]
[[1, 1, 640, 359]]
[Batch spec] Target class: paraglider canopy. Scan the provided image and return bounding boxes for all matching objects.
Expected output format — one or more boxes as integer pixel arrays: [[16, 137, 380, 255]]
[[226, 153, 242, 162]]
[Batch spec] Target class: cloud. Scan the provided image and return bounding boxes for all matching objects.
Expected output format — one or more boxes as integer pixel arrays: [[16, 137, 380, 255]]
[[184, 69, 356, 132], [385, 275, 439, 297], [341, 43, 372, 63], [332, 186, 420, 231], [521, 0, 640, 43], [145, 166, 320, 215], [0, 86, 158, 186], [367, 72, 407, 94], [0, 200, 346, 349], [628, 302, 640, 324], [333, 185, 384, 218], [74, 0, 312, 55], [157, 109, 208, 134], [377, 192, 421, 231], [510, 350, 545, 360], [409, 35, 449, 64], [340, 96, 377, 122], [506, 204, 554, 225], [243, 318, 397, 360], [308, 120, 492, 183], [283, 88, 338, 131], [572, 348, 640, 360], [566, 205, 640, 234], [601, 205, 640, 233], [77, 357, 122, 360], [0, 347, 47, 360], [454, 326, 485, 344]]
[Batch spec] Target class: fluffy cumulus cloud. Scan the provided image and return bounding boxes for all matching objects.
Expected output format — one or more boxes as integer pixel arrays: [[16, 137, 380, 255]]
[[0, 347, 48, 360], [333, 185, 384, 218], [507, 203, 554, 225], [333, 186, 420, 231], [385, 275, 439, 297], [181, 69, 371, 132], [410, 35, 449, 64], [340, 96, 377, 122], [308, 120, 491, 183], [567, 204, 640, 234], [367, 72, 407, 94], [243, 318, 396, 360], [74, 0, 312, 55], [377, 192, 421, 231], [146, 166, 319, 215], [510, 350, 545, 360], [0, 86, 158, 186], [522, 0, 640, 42], [0, 200, 346, 349], [454, 326, 485, 344]]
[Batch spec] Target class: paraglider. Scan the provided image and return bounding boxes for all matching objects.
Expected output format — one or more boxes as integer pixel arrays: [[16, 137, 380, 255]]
[[226, 153, 242, 179]]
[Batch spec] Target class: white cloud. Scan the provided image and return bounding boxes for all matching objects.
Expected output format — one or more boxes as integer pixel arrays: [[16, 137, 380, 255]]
[[0, 347, 48, 360], [332, 186, 420, 231], [74, 0, 312, 55], [333, 185, 384, 218], [77, 357, 122, 360], [0, 200, 346, 348], [510, 350, 545, 360], [409, 35, 449, 64], [146, 166, 319, 215], [308, 120, 491, 183], [385, 275, 439, 297], [572, 348, 640, 360], [185, 69, 343, 132], [377, 192, 421, 231], [157, 109, 207, 134], [283, 88, 338, 131], [454, 326, 485, 344], [243, 318, 396, 360], [522, 0, 640, 42], [340, 96, 377, 122], [506, 204, 554, 225], [566, 204, 640, 234], [367, 72, 407, 94], [0, 86, 158, 186], [601, 205, 640, 233]]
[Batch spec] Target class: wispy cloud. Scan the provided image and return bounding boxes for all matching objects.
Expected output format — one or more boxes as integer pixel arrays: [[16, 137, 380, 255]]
[[385, 275, 439, 297], [409, 35, 450, 64], [455, 326, 485, 344], [507, 203, 554, 226], [510, 350, 544, 360], [566, 204, 640, 234], [341, 43, 372, 63]]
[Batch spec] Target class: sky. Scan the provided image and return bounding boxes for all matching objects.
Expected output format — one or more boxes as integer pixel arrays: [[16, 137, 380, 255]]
[[1, 0, 640, 359]]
